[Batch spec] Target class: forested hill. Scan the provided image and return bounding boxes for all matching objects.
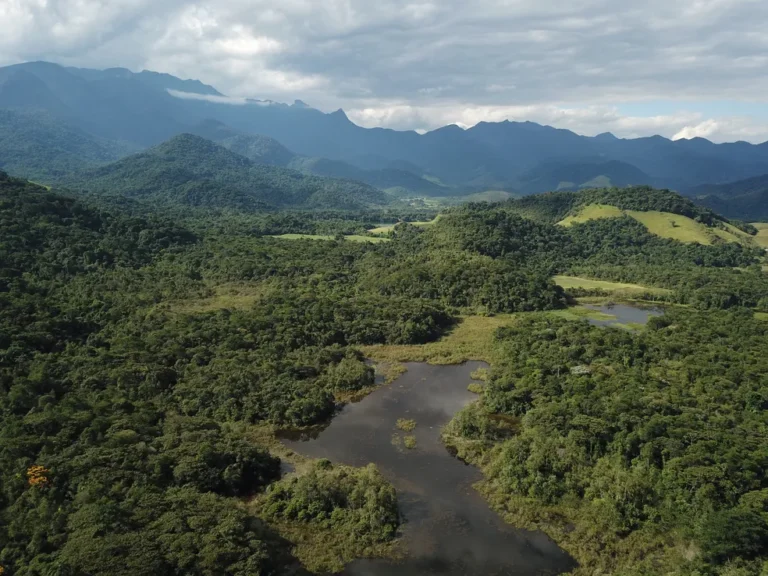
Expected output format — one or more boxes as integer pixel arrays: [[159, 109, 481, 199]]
[[497, 186, 729, 225], [0, 109, 136, 180], [64, 134, 391, 211], [687, 174, 768, 221]]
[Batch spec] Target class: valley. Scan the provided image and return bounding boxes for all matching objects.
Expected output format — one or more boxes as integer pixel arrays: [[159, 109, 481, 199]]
[[2, 61, 768, 576]]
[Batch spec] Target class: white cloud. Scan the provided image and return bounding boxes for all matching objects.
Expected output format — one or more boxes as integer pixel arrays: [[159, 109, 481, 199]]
[[2, 0, 768, 142]]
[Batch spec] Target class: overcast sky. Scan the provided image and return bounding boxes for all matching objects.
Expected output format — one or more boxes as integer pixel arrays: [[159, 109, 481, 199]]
[[2, 0, 767, 142]]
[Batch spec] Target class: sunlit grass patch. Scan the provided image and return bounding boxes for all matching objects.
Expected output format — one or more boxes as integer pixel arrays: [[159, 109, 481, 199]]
[[752, 223, 768, 249], [559, 204, 624, 227], [170, 282, 273, 313], [553, 275, 671, 296], [368, 217, 439, 236], [548, 306, 617, 322], [360, 314, 517, 365]]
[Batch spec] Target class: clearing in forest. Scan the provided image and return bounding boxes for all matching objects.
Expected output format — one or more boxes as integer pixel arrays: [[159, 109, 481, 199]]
[[559, 204, 750, 245], [553, 275, 671, 296]]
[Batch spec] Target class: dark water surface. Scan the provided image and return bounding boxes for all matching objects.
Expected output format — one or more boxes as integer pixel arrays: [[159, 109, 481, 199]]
[[585, 303, 663, 328], [281, 362, 575, 576]]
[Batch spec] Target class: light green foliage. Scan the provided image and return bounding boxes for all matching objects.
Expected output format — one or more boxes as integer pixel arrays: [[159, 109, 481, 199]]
[[467, 382, 485, 395], [553, 275, 671, 296], [395, 418, 417, 432], [403, 436, 417, 449]]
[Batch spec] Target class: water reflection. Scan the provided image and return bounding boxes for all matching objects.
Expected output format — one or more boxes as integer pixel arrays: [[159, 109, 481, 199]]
[[281, 362, 575, 576], [585, 303, 663, 328]]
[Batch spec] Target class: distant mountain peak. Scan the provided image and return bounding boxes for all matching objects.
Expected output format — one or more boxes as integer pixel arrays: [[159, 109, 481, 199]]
[[331, 108, 350, 121], [594, 132, 618, 141], [292, 99, 312, 109]]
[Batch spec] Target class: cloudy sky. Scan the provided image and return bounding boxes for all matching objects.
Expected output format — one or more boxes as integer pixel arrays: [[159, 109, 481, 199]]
[[2, 0, 767, 142]]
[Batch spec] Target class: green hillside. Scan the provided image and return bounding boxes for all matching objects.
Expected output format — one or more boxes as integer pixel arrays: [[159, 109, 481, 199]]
[[66, 134, 391, 210], [0, 109, 135, 180]]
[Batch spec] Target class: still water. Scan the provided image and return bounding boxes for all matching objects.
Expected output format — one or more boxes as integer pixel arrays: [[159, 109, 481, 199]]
[[281, 362, 575, 576], [585, 302, 663, 328]]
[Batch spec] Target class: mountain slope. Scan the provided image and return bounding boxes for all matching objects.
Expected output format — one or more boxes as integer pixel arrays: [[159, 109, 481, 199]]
[[517, 159, 653, 194], [4, 61, 768, 192], [687, 174, 768, 220], [65, 134, 390, 210], [0, 109, 136, 179]]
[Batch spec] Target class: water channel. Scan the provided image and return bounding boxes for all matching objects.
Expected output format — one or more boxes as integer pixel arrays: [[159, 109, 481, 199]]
[[282, 362, 576, 576]]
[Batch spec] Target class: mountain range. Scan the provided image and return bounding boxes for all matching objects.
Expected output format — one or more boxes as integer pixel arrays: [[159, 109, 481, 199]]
[[3, 60, 768, 204]]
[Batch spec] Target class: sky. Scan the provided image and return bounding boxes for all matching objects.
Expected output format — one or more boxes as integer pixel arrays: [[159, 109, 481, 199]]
[[2, 0, 768, 142]]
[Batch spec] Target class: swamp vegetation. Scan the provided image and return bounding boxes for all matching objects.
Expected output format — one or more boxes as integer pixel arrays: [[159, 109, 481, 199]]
[[2, 173, 768, 575]]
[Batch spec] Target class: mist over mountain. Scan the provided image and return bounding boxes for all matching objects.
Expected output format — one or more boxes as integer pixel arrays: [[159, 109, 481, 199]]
[[3, 61, 768, 200]]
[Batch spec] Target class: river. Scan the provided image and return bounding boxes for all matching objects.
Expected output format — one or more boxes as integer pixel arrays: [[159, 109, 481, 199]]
[[281, 362, 575, 576]]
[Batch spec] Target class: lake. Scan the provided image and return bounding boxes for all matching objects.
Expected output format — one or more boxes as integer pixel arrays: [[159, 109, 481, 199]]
[[281, 362, 575, 576], [585, 302, 663, 328]]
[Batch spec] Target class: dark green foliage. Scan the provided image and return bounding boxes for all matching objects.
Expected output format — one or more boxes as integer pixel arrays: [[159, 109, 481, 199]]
[[0, 109, 135, 180], [64, 134, 390, 210], [461, 310, 768, 571], [432, 198, 764, 309]]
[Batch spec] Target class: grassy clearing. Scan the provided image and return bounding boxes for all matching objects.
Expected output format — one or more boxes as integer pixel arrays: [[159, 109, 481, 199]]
[[755, 312, 768, 321], [625, 210, 718, 244], [360, 315, 518, 365], [361, 305, 640, 366], [368, 217, 439, 235], [270, 233, 390, 243], [553, 275, 671, 296], [548, 306, 617, 322], [559, 204, 753, 246], [559, 204, 624, 227], [752, 223, 768, 249], [169, 282, 272, 313], [395, 418, 417, 432]]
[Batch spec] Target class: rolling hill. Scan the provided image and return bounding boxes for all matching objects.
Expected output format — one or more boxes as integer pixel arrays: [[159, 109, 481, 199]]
[[498, 186, 760, 246], [64, 134, 391, 211]]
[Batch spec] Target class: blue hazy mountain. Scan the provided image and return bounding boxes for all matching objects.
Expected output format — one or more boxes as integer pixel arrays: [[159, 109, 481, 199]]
[[4, 61, 768, 197]]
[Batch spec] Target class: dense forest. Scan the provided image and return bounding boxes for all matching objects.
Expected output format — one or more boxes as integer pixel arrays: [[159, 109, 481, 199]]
[[445, 309, 768, 575], [2, 170, 768, 575], [61, 134, 391, 211]]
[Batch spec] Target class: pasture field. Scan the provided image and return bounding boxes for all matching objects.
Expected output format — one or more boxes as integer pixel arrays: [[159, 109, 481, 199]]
[[553, 275, 671, 295], [559, 203, 751, 245], [368, 217, 439, 235], [752, 223, 768, 249]]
